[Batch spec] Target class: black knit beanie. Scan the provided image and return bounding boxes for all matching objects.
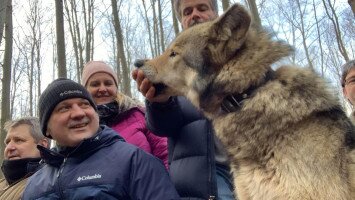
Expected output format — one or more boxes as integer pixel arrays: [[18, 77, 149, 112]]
[[38, 78, 97, 138]]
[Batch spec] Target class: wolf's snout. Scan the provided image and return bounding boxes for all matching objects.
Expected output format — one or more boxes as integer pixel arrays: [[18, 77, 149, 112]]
[[134, 59, 146, 68]]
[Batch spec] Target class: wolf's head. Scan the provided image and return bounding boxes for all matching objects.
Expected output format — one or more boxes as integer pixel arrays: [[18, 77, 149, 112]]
[[135, 3, 292, 114]]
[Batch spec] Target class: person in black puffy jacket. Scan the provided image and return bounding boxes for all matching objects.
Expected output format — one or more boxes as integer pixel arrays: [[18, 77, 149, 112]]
[[132, 0, 234, 199]]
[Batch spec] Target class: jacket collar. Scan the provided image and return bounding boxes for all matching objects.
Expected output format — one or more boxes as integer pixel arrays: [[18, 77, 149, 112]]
[[1, 158, 41, 185], [38, 125, 124, 167]]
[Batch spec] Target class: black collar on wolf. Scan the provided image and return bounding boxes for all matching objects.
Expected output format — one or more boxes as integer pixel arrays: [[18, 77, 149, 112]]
[[221, 69, 276, 113]]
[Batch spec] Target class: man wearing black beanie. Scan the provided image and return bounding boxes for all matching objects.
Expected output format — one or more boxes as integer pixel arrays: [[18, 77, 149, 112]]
[[38, 78, 97, 140], [22, 78, 180, 199]]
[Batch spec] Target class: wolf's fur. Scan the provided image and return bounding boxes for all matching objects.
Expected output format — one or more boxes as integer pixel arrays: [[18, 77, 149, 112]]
[[135, 4, 355, 200]]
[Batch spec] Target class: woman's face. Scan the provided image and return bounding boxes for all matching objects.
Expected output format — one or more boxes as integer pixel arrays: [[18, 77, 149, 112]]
[[86, 72, 118, 105]]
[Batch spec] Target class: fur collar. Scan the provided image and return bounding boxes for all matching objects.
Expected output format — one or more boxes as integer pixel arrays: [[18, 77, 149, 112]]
[[114, 92, 144, 113]]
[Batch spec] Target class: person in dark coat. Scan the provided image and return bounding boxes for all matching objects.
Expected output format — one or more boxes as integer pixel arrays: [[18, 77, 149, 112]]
[[22, 78, 179, 200], [0, 117, 49, 200], [132, 0, 234, 199]]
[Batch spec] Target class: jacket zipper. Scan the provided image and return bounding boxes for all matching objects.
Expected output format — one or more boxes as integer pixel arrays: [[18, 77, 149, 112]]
[[56, 157, 68, 199], [208, 121, 217, 199]]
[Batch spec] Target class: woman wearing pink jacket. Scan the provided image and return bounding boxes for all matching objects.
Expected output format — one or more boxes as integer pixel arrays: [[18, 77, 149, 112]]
[[81, 61, 168, 168]]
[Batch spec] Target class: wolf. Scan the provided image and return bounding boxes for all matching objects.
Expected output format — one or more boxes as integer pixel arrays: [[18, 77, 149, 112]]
[[134, 3, 355, 200]]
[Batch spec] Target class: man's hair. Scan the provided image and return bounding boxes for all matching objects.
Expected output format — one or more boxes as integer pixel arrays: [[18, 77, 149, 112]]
[[341, 60, 355, 87], [4, 116, 48, 143], [174, 0, 218, 22]]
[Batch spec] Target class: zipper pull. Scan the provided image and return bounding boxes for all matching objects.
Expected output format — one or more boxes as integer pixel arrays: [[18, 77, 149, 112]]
[[57, 157, 67, 178]]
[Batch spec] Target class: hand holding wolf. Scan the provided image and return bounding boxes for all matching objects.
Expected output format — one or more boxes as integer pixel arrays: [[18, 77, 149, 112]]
[[135, 3, 355, 200], [131, 69, 171, 103]]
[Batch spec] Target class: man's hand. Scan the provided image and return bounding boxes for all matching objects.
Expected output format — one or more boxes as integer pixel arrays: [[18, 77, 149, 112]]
[[132, 69, 170, 103]]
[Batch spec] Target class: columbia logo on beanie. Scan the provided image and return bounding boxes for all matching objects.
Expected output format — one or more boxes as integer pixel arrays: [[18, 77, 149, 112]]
[[60, 90, 83, 96], [38, 78, 97, 137]]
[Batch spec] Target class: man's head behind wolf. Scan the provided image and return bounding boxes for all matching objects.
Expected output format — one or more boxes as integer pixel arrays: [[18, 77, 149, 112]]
[[175, 0, 218, 29]]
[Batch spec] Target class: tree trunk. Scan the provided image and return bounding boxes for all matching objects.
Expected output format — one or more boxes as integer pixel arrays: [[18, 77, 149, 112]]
[[111, 0, 131, 97], [1, 0, 13, 169], [322, 0, 350, 62], [142, 0, 155, 57], [158, 0, 165, 52], [64, 0, 79, 82], [55, 0, 66, 78], [312, 0, 325, 76], [246, 0, 262, 30], [27, 0, 40, 116], [349, 0, 355, 16], [222, 0, 230, 11], [10, 57, 21, 119], [152, 0, 159, 56], [0, 0, 6, 46], [295, 0, 314, 70], [82, 0, 94, 64], [36, 37, 41, 115], [64, 0, 83, 82], [72, 1, 84, 80], [170, 0, 179, 36]]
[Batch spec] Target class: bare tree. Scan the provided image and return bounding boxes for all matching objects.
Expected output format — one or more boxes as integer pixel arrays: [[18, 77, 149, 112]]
[[0, 0, 6, 46], [64, 0, 95, 82], [64, 0, 82, 82], [151, 0, 160, 56], [142, 0, 155, 57], [349, 0, 355, 16], [4, 0, 352, 119], [36, 20, 42, 111], [312, 0, 325, 76], [9, 55, 22, 118], [158, 0, 165, 52], [322, 0, 350, 62], [170, 0, 179, 35], [1, 0, 13, 166], [222, 0, 230, 11], [82, 0, 94, 63], [55, 0, 66, 78], [295, 0, 314, 70], [270, 0, 315, 69], [25, 0, 43, 116], [246, 0, 262, 30], [111, 0, 131, 97]]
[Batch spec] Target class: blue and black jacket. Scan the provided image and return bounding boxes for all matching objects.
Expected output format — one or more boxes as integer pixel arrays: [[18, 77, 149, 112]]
[[22, 125, 180, 200]]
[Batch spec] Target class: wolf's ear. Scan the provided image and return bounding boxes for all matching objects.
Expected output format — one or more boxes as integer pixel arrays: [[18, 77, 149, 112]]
[[207, 4, 251, 66], [211, 3, 251, 45]]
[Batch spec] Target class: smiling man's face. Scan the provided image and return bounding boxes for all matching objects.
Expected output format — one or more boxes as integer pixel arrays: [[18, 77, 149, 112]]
[[47, 98, 99, 147], [4, 124, 41, 160]]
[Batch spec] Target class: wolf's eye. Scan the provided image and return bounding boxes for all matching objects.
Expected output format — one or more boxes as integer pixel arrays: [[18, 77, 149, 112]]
[[170, 51, 177, 57]]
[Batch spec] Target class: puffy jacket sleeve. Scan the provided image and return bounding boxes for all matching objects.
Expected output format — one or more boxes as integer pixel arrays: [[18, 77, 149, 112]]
[[129, 149, 180, 200], [145, 96, 203, 137]]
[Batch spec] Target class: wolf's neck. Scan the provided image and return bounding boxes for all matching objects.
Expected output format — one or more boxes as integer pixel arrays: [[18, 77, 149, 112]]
[[220, 69, 276, 113]]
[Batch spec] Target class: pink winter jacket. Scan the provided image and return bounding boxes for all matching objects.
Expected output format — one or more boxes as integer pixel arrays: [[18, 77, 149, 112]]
[[107, 93, 169, 169]]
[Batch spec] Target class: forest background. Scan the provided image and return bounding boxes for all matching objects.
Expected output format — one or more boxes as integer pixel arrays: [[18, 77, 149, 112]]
[[0, 0, 354, 166]]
